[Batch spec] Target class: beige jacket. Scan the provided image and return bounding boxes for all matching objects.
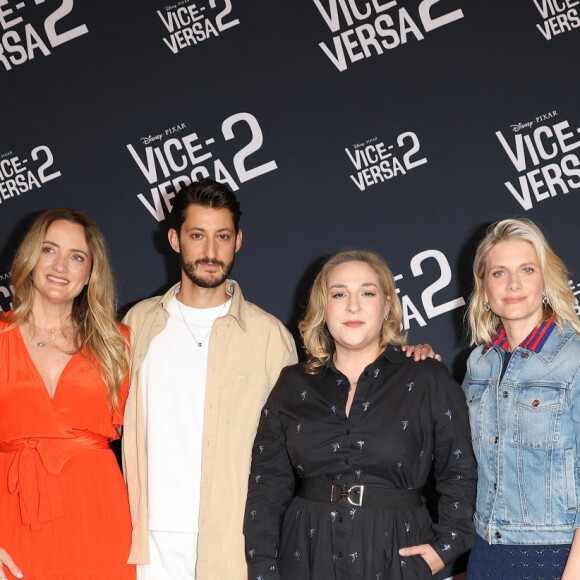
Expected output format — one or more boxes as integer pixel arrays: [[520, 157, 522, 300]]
[[121, 280, 297, 579]]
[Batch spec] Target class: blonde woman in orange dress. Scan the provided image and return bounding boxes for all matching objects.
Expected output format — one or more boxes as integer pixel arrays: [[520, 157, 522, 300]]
[[0, 209, 135, 580]]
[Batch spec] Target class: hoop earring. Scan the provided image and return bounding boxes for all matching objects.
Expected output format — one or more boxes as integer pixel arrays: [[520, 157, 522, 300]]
[[542, 295, 549, 305], [384, 314, 389, 321], [484, 302, 491, 311]]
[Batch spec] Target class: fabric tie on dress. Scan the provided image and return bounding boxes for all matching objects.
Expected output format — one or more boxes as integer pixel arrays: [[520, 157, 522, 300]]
[[0, 435, 110, 530]]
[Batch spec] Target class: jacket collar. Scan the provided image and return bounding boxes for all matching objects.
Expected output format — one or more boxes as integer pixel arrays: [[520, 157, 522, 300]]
[[148, 279, 247, 332], [532, 321, 577, 365], [482, 318, 555, 355], [480, 318, 578, 365]]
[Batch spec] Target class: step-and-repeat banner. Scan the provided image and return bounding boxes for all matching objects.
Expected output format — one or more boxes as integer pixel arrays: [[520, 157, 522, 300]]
[[2, 1, 579, 577]]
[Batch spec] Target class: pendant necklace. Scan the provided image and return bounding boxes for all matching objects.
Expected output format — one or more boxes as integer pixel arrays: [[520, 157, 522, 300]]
[[37, 328, 57, 347], [35, 325, 69, 348], [176, 297, 228, 347]]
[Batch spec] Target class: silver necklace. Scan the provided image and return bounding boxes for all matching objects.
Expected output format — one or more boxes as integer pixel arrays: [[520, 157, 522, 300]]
[[176, 297, 228, 347]]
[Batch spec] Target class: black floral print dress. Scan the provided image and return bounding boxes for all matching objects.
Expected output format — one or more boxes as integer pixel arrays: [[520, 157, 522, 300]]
[[244, 345, 477, 580]]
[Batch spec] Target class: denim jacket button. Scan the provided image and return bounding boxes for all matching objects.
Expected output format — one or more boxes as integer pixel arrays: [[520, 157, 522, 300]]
[[493, 483, 498, 490], [503, 391, 509, 398], [495, 532, 502, 538], [521, 352, 529, 359]]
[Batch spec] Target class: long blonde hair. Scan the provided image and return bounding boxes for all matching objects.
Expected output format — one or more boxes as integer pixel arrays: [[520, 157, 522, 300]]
[[299, 250, 406, 374], [2, 208, 128, 406], [467, 218, 580, 345]]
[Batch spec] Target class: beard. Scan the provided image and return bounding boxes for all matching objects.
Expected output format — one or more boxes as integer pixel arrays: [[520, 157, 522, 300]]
[[181, 255, 235, 289]]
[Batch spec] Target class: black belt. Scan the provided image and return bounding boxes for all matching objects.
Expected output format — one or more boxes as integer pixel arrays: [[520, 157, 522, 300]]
[[298, 479, 423, 509]]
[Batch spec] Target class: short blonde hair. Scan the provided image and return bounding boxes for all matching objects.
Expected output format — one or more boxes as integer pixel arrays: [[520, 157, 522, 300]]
[[299, 250, 406, 374], [3, 208, 128, 405], [467, 218, 580, 345]]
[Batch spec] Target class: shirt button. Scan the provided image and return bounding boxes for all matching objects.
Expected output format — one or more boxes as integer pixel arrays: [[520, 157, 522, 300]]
[[495, 532, 502, 539], [493, 483, 498, 490], [339, 516, 343, 523], [269, 565, 276, 571], [503, 391, 509, 398], [521, 352, 529, 359]]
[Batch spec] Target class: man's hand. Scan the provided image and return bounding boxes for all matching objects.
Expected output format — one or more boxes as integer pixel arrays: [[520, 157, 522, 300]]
[[402, 343, 442, 362]]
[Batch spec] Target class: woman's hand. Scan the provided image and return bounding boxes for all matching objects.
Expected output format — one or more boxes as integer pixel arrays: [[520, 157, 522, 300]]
[[562, 528, 580, 579], [402, 343, 443, 362], [0, 547, 23, 579], [398, 543, 445, 575]]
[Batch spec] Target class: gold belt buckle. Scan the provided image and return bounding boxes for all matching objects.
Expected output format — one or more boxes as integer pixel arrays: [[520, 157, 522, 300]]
[[329, 484, 347, 504], [329, 484, 365, 506], [346, 484, 364, 506]]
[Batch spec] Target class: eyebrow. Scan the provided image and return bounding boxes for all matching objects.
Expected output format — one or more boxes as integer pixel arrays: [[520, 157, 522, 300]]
[[328, 282, 378, 290], [185, 226, 234, 233], [43, 240, 90, 258], [489, 261, 538, 268]]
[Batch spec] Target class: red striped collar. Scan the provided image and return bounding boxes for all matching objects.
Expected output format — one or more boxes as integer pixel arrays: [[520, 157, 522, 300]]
[[482, 318, 555, 354]]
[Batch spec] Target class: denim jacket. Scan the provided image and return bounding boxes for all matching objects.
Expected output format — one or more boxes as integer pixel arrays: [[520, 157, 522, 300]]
[[462, 320, 580, 545]]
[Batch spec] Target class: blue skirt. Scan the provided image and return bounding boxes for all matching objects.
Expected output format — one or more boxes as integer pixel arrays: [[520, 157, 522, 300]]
[[467, 534, 571, 579]]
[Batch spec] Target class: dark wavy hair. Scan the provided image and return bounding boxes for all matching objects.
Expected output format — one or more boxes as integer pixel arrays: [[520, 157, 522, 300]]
[[172, 179, 242, 233]]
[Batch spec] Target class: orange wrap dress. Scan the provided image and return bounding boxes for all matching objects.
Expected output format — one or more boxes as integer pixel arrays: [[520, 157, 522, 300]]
[[0, 318, 135, 579]]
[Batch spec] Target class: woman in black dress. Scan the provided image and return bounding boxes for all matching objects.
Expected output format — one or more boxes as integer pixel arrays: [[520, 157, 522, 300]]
[[244, 250, 477, 579]]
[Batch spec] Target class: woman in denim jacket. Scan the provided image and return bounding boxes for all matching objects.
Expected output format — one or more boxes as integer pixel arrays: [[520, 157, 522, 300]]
[[463, 218, 580, 579]]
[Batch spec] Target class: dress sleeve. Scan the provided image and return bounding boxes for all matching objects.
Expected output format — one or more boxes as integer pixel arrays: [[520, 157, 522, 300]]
[[428, 362, 477, 565], [244, 369, 297, 580]]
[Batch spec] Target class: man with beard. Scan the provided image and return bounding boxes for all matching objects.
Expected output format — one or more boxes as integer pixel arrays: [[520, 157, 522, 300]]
[[119, 179, 438, 580], [121, 179, 298, 580]]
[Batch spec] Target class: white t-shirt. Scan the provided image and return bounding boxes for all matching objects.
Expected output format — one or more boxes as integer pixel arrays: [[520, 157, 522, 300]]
[[142, 295, 231, 533]]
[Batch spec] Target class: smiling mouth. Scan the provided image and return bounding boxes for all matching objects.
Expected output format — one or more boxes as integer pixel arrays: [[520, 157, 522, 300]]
[[47, 275, 69, 284]]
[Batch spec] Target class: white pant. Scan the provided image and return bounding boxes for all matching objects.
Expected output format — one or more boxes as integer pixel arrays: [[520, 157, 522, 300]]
[[137, 530, 198, 580]]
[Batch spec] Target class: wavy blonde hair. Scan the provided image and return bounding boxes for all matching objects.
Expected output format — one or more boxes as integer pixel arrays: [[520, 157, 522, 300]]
[[299, 250, 406, 374], [467, 218, 580, 345], [2, 208, 128, 406]]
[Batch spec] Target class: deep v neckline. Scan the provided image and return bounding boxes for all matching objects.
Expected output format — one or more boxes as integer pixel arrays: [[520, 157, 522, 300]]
[[17, 326, 75, 400]]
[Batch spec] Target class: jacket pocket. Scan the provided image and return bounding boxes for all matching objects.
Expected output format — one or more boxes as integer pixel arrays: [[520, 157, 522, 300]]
[[564, 446, 577, 511], [219, 368, 264, 427], [513, 386, 565, 448], [465, 382, 489, 443]]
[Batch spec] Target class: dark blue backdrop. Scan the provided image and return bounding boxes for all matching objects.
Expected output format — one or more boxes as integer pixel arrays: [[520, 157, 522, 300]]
[[2, 2, 580, 576]]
